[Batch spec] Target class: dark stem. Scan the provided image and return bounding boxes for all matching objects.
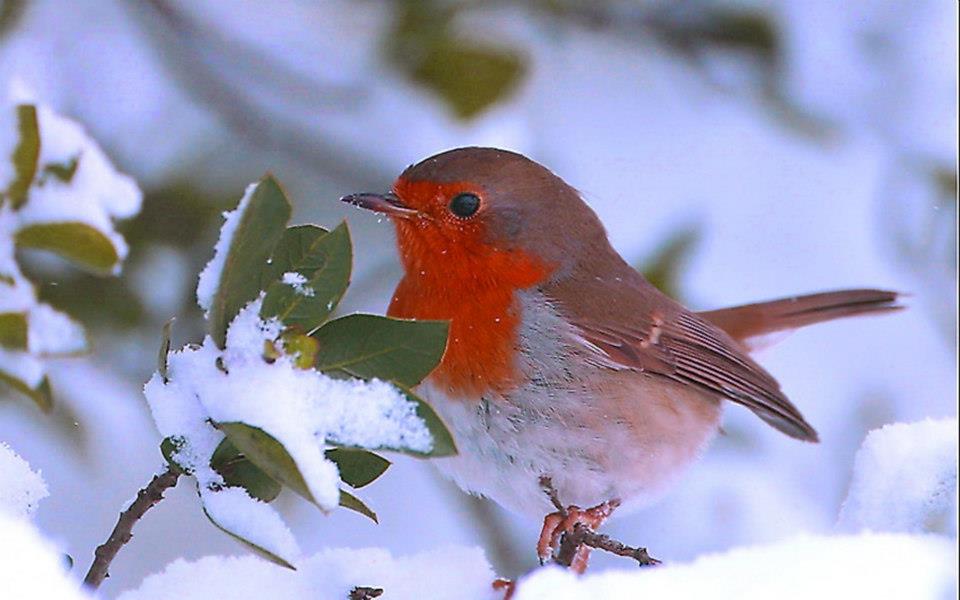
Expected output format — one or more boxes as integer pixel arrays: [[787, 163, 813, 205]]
[[349, 586, 384, 600], [83, 466, 181, 589], [556, 523, 660, 568]]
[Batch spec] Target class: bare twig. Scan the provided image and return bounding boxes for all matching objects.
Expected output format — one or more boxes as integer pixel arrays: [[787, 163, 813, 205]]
[[349, 586, 384, 600], [83, 466, 181, 589], [556, 523, 660, 568], [539, 476, 660, 570]]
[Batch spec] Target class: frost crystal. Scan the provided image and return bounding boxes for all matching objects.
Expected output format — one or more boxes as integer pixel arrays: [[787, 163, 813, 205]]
[[281, 271, 315, 297]]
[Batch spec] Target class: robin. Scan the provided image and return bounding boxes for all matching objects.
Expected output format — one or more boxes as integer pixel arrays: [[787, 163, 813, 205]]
[[342, 147, 901, 573]]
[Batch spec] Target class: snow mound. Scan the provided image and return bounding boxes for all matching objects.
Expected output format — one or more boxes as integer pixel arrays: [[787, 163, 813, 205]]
[[0, 441, 48, 519], [514, 533, 957, 600], [838, 419, 958, 535], [145, 297, 434, 564], [0, 514, 90, 600], [119, 545, 497, 600]]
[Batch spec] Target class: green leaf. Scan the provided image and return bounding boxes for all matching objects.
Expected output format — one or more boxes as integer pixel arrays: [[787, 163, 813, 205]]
[[339, 489, 378, 523], [15, 222, 120, 275], [386, 4, 525, 120], [6, 104, 40, 209], [0, 369, 53, 412], [325, 448, 390, 489], [0, 312, 28, 349], [400, 388, 457, 457], [410, 41, 526, 120], [259, 224, 326, 285], [39, 155, 80, 184], [201, 503, 296, 570], [160, 436, 188, 474], [207, 175, 292, 348], [217, 422, 319, 506], [211, 438, 282, 503], [158, 318, 174, 382], [260, 223, 352, 334], [312, 314, 448, 387]]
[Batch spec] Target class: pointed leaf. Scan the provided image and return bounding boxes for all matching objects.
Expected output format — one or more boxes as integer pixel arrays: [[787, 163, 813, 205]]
[[312, 314, 448, 387], [339, 489, 378, 523], [400, 387, 457, 457], [0, 312, 28, 349], [158, 319, 174, 382], [15, 222, 119, 275], [211, 438, 282, 503], [207, 175, 292, 348], [217, 422, 318, 505], [160, 436, 189, 474], [201, 504, 296, 570], [6, 104, 40, 209], [325, 448, 390, 489], [0, 369, 52, 412], [260, 223, 352, 334], [39, 155, 80, 184], [259, 224, 327, 285]]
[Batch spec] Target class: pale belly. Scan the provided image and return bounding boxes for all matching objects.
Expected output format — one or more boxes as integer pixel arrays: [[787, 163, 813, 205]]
[[419, 292, 723, 517]]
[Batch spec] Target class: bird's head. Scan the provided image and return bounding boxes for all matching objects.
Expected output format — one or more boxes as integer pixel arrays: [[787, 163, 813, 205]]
[[342, 147, 611, 289]]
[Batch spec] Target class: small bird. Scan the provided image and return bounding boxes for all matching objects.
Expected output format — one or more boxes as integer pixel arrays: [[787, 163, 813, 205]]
[[342, 147, 901, 572]]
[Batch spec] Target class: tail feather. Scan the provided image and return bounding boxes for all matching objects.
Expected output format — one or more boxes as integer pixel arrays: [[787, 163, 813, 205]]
[[699, 289, 903, 351]]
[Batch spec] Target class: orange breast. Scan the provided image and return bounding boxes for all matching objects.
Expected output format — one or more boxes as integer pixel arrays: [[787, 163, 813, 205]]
[[387, 229, 550, 399]]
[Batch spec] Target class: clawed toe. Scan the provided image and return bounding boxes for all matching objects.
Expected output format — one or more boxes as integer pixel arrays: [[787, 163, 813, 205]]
[[535, 499, 621, 570]]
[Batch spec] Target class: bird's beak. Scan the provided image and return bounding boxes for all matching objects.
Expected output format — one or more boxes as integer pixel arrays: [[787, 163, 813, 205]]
[[340, 192, 419, 218]]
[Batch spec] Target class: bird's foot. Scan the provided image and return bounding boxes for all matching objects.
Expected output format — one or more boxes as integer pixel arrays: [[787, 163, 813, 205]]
[[492, 578, 515, 599], [535, 499, 621, 572]]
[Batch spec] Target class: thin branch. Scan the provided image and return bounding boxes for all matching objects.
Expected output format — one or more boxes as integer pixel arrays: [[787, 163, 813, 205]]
[[556, 523, 660, 568], [540, 476, 659, 570], [83, 466, 181, 589], [349, 586, 384, 600]]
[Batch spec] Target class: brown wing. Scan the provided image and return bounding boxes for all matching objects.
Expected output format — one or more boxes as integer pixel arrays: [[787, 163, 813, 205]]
[[699, 289, 902, 351], [572, 310, 818, 442]]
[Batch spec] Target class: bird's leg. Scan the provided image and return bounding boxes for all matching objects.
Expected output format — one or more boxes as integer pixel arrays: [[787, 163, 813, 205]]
[[491, 578, 516, 600], [554, 500, 621, 573], [536, 476, 620, 571]]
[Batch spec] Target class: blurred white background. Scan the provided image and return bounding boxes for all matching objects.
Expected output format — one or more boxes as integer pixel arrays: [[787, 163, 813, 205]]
[[0, 0, 956, 595]]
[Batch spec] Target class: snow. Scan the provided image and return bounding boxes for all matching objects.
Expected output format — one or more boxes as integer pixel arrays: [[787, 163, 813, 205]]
[[7, 102, 143, 270], [119, 545, 497, 600], [0, 514, 90, 600], [0, 110, 16, 191], [0, 346, 44, 388], [27, 303, 87, 355], [195, 182, 257, 314], [282, 271, 315, 297], [1, 98, 139, 394], [838, 419, 958, 535], [148, 297, 434, 513], [0, 441, 49, 519], [512, 533, 957, 600], [145, 289, 435, 563], [199, 486, 301, 564], [0, 1, 955, 595]]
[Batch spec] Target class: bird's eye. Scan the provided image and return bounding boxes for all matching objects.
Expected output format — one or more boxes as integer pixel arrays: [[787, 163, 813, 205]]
[[449, 192, 481, 218]]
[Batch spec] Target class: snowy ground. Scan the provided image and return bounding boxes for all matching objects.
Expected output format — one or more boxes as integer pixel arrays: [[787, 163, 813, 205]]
[[0, 0, 957, 598]]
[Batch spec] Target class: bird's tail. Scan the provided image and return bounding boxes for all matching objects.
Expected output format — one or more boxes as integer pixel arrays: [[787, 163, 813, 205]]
[[699, 289, 903, 351]]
